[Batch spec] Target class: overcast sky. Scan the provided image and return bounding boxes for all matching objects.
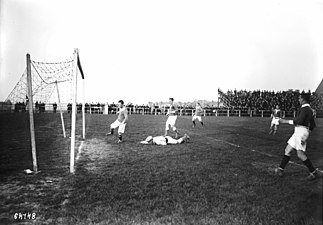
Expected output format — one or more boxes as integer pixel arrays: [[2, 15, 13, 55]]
[[1, 0, 323, 104]]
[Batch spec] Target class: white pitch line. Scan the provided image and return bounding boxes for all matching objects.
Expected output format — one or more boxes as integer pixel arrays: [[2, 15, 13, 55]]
[[75, 140, 84, 161], [183, 128, 305, 168]]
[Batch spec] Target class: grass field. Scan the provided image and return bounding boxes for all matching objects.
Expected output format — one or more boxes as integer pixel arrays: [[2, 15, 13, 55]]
[[0, 113, 322, 225]]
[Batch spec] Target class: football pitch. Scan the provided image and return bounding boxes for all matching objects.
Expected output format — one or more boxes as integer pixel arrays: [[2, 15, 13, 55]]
[[0, 113, 322, 224]]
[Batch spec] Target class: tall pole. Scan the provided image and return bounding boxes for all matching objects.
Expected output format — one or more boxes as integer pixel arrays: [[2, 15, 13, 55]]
[[56, 81, 66, 138], [26, 53, 38, 173], [70, 49, 78, 173], [82, 76, 85, 139]]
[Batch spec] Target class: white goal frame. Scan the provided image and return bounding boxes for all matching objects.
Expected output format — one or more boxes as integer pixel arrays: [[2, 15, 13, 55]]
[[26, 48, 85, 174]]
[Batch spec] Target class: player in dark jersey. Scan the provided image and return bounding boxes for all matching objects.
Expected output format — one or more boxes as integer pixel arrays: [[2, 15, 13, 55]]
[[275, 92, 322, 180]]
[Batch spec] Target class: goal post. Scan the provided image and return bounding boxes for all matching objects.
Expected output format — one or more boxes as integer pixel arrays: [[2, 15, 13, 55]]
[[69, 48, 86, 173], [26, 53, 38, 173], [12, 49, 86, 174], [70, 49, 78, 174]]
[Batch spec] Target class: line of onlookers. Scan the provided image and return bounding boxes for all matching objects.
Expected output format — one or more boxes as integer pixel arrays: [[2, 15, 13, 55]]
[[218, 89, 323, 111]]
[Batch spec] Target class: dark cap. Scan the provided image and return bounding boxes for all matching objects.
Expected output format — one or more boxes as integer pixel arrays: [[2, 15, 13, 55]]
[[300, 92, 311, 103]]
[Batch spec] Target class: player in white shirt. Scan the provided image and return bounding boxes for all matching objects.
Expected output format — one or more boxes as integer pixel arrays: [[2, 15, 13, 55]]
[[164, 98, 180, 138], [192, 102, 204, 128], [269, 105, 281, 135], [140, 134, 190, 145], [106, 100, 128, 143]]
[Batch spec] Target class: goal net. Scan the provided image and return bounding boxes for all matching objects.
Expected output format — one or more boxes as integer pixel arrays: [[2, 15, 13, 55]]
[[6, 54, 82, 106], [6, 49, 85, 174]]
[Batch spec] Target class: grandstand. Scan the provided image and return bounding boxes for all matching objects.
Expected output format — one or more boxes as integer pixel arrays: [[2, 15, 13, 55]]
[[217, 88, 323, 116]]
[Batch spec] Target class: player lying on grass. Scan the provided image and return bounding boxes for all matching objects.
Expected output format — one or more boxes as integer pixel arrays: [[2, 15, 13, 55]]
[[275, 92, 323, 180], [140, 134, 190, 145]]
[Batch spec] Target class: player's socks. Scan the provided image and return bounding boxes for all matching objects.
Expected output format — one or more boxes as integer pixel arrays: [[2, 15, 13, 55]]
[[201, 122, 204, 127], [279, 155, 291, 169], [118, 134, 122, 143], [303, 158, 315, 173], [192, 121, 196, 127], [106, 128, 114, 135]]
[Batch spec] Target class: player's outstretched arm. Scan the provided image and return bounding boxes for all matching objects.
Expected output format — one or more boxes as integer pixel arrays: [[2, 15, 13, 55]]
[[279, 118, 292, 125]]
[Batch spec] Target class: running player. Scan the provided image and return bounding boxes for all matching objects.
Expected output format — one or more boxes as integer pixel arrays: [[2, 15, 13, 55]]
[[140, 134, 190, 145], [164, 98, 180, 138], [269, 105, 281, 135], [106, 100, 128, 143], [192, 102, 204, 128], [274, 92, 323, 180]]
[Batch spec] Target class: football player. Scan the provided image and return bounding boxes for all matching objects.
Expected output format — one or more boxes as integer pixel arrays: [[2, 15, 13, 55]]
[[140, 134, 190, 145], [106, 100, 128, 143], [164, 98, 180, 138], [275, 93, 323, 180], [192, 102, 204, 128], [269, 105, 281, 135]]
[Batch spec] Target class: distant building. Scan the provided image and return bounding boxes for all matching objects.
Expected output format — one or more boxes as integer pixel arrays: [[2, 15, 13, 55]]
[[315, 78, 323, 94]]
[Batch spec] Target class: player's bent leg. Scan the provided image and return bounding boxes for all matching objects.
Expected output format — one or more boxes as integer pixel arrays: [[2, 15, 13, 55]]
[[174, 129, 179, 139], [275, 144, 294, 177], [117, 123, 126, 143], [297, 150, 318, 179], [269, 126, 273, 135], [296, 150, 307, 161], [273, 125, 278, 135], [284, 144, 294, 156], [165, 123, 171, 136], [106, 127, 114, 135], [107, 120, 120, 135]]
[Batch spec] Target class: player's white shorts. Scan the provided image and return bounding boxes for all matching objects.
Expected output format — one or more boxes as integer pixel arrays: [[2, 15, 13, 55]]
[[166, 115, 177, 130], [271, 117, 280, 126], [287, 126, 309, 152], [192, 115, 202, 122], [110, 120, 126, 134], [153, 136, 181, 145]]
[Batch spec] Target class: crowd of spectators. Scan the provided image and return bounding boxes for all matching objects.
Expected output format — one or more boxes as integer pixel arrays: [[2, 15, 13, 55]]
[[9, 89, 323, 114], [35, 101, 46, 113], [14, 102, 27, 112], [218, 89, 323, 111], [67, 103, 105, 113]]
